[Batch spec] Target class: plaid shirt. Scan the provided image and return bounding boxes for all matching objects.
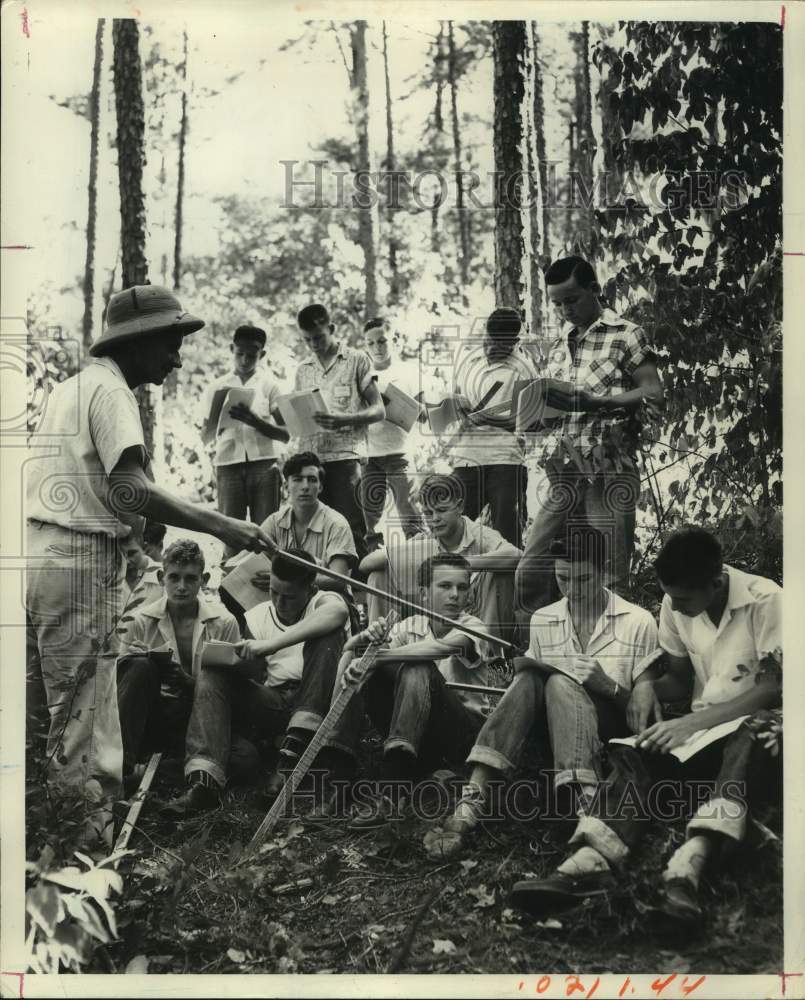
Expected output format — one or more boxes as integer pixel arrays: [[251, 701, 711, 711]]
[[536, 309, 653, 462]]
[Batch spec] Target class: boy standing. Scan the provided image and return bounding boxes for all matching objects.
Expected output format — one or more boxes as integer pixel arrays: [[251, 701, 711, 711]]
[[201, 325, 289, 555], [293, 304, 386, 562], [116, 540, 243, 787], [449, 307, 539, 547], [509, 527, 782, 925], [360, 317, 425, 546], [341, 553, 493, 828], [179, 549, 359, 810]]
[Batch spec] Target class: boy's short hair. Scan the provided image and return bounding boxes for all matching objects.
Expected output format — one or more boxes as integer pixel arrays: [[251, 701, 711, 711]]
[[363, 317, 386, 333], [283, 451, 325, 483], [549, 524, 608, 569], [545, 255, 597, 288], [271, 547, 318, 587], [418, 473, 464, 510], [655, 526, 723, 589], [297, 304, 330, 331], [233, 324, 267, 349], [486, 307, 522, 337], [418, 551, 472, 589], [142, 521, 167, 548], [163, 539, 205, 573]]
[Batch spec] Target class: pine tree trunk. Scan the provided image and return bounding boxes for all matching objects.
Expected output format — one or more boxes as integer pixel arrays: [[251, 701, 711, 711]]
[[531, 22, 551, 262], [112, 18, 155, 455], [82, 18, 105, 353], [573, 22, 595, 248], [447, 22, 471, 300], [492, 20, 526, 310], [173, 29, 188, 292], [381, 22, 400, 307], [523, 24, 545, 341], [349, 21, 378, 322]]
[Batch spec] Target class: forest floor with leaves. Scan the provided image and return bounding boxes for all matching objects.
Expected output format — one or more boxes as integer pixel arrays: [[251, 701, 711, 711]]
[[88, 730, 784, 979]]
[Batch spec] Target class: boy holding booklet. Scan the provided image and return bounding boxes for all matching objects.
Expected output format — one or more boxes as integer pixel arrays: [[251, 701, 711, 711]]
[[176, 548, 358, 811], [200, 325, 289, 556], [430, 525, 658, 856], [509, 526, 782, 926], [116, 540, 243, 791]]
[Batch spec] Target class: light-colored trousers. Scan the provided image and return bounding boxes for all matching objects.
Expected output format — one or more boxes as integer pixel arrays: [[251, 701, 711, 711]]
[[26, 521, 125, 840]]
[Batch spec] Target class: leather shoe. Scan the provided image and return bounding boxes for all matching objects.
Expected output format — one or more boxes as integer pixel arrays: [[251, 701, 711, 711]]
[[161, 776, 220, 816], [656, 877, 702, 926], [509, 869, 615, 917]]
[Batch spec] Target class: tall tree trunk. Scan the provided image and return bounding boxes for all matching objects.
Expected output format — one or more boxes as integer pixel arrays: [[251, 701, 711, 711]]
[[381, 22, 400, 307], [82, 19, 105, 353], [492, 20, 526, 310], [523, 23, 545, 342], [112, 18, 155, 456], [349, 21, 378, 322], [531, 22, 551, 262], [572, 22, 595, 249], [173, 29, 188, 292], [433, 22, 445, 134], [447, 21, 471, 300]]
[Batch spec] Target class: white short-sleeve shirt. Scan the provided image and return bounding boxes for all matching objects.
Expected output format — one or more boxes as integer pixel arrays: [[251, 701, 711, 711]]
[[527, 589, 659, 688], [658, 564, 782, 711], [199, 368, 283, 466]]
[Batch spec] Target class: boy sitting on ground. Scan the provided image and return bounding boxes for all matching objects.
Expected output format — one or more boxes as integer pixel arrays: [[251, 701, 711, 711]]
[[117, 539, 243, 792], [338, 552, 493, 829], [176, 548, 359, 812], [429, 525, 659, 857], [508, 526, 782, 926]]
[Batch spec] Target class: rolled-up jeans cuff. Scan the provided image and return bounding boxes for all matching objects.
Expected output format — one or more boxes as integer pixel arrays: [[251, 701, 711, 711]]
[[686, 795, 747, 842], [384, 737, 417, 757], [185, 756, 226, 789], [554, 767, 599, 790], [323, 739, 358, 759], [288, 709, 324, 733], [466, 744, 516, 777], [569, 815, 630, 866]]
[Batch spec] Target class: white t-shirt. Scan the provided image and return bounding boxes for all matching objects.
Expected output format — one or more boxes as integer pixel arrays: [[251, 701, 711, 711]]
[[368, 359, 421, 458], [658, 564, 782, 711], [244, 590, 349, 688]]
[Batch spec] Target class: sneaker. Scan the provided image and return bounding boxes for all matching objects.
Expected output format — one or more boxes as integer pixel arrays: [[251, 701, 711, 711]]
[[509, 869, 615, 917], [160, 771, 220, 816], [444, 782, 487, 836], [348, 790, 407, 830]]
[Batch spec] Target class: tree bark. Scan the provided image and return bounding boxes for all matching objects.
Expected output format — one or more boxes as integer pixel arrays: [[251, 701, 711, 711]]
[[531, 22, 551, 262], [82, 18, 105, 353], [523, 23, 545, 341], [112, 18, 155, 456], [173, 29, 188, 292], [572, 22, 595, 247], [381, 21, 400, 307], [492, 20, 526, 311], [447, 21, 471, 299], [348, 21, 378, 322]]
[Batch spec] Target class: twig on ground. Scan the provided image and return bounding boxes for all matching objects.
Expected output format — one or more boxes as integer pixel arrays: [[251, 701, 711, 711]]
[[387, 883, 444, 973]]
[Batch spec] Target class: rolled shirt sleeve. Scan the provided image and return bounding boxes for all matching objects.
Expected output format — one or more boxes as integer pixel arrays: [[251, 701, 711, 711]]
[[629, 611, 661, 683], [90, 387, 147, 476], [658, 595, 688, 658]]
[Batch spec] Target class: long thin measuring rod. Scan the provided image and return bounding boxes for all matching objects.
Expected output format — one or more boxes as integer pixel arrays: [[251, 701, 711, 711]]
[[253, 545, 516, 652], [112, 752, 162, 856]]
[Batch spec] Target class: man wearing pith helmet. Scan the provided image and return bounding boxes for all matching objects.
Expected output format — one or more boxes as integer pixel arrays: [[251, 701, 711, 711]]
[[25, 284, 275, 845]]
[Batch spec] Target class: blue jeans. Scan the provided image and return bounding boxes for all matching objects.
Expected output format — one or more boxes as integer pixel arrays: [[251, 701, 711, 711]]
[[360, 659, 482, 773], [450, 464, 528, 548], [467, 669, 628, 789], [185, 628, 361, 787], [360, 453, 424, 539], [217, 459, 281, 556]]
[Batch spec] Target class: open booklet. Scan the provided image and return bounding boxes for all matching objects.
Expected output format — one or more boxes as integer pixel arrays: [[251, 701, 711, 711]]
[[514, 378, 574, 431], [519, 646, 666, 686], [382, 382, 421, 432], [206, 386, 256, 438], [219, 551, 273, 613], [275, 388, 330, 438], [425, 380, 504, 435], [609, 715, 749, 764]]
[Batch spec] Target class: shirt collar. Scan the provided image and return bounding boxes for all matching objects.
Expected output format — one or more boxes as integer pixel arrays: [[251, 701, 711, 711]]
[[723, 565, 756, 612], [532, 589, 626, 624], [92, 355, 131, 388], [564, 308, 627, 344], [278, 502, 325, 532]]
